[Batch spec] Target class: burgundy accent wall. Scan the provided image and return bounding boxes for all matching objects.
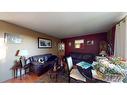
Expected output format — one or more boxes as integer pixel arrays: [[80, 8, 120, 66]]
[[62, 32, 107, 56]]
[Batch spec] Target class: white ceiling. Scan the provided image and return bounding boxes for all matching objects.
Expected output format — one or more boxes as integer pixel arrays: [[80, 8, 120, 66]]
[[0, 12, 126, 39]]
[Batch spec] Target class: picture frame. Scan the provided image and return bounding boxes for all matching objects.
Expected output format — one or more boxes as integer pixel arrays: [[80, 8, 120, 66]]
[[74, 39, 84, 48], [38, 37, 52, 48], [4, 33, 22, 44], [86, 40, 94, 45]]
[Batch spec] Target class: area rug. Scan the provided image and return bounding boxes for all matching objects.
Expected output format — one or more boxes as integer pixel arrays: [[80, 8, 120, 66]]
[[35, 71, 78, 83], [35, 72, 68, 83]]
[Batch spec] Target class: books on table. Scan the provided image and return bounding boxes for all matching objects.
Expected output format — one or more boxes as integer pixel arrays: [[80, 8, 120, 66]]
[[76, 61, 92, 69]]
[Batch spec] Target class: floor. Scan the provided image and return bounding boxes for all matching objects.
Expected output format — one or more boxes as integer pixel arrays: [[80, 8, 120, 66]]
[[4, 71, 77, 83], [4, 71, 68, 83], [5, 73, 40, 83]]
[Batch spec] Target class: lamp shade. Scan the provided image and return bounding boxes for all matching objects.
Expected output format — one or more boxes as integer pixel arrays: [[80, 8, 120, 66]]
[[18, 50, 28, 57], [99, 50, 107, 56]]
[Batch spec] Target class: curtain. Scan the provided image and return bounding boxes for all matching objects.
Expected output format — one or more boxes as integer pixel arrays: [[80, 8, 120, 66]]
[[114, 17, 127, 59]]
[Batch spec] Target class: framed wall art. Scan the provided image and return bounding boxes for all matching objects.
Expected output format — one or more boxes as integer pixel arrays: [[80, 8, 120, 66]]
[[86, 40, 94, 45], [74, 39, 84, 48], [4, 33, 22, 44], [38, 37, 52, 48]]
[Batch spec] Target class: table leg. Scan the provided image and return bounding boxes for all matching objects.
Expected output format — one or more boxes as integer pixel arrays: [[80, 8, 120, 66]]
[[55, 73, 57, 82], [20, 68, 22, 80], [15, 69, 18, 78], [13, 69, 15, 78]]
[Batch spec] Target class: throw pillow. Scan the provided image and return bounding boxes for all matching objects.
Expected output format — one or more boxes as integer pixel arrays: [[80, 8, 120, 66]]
[[38, 58, 44, 63]]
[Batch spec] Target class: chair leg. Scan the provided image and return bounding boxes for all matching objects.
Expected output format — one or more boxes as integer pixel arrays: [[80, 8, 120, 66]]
[[50, 74, 52, 79], [13, 69, 16, 78], [24, 69, 26, 75], [55, 74, 57, 82], [20, 68, 22, 80], [28, 68, 30, 74], [15, 69, 18, 78], [68, 77, 70, 83]]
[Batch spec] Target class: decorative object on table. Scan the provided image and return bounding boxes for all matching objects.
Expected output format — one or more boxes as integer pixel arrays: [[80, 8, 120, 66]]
[[107, 43, 113, 56], [38, 37, 52, 48], [93, 57, 127, 82], [99, 41, 107, 55], [17, 49, 29, 67], [86, 40, 94, 45], [4, 33, 22, 44], [15, 49, 29, 60], [74, 39, 84, 48], [13, 49, 30, 79], [76, 61, 92, 69], [95, 56, 108, 62], [108, 56, 127, 69], [99, 50, 107, 57]]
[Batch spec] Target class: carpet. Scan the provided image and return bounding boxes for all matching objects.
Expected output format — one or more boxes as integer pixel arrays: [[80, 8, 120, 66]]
[[35, 71, 79, 83]]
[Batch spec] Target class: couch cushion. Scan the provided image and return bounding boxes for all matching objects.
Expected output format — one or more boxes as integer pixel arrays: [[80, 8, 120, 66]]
[[47, 55, 57, 61], [44, 54, 52, 61], [29, 53, 52, 62]]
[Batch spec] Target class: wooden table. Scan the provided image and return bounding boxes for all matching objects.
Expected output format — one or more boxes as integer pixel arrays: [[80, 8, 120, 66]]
[[77, 66, 107, 83], [11, 61, 22, 80], [48, 65, 64, 82]]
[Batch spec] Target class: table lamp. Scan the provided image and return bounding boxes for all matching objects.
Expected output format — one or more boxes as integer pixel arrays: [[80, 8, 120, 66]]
[[99, 50, 107, 57], [18, 50, 29, 57], [15, 49, 29, 61]]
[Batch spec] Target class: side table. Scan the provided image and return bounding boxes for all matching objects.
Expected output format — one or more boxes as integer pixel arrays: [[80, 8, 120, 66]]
[[48, 66, 64, 82], [11, 61, 22, 79]]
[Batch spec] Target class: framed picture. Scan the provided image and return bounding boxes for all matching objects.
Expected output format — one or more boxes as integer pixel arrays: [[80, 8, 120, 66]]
[[38, 37, 52, 48], [86, 40, 94, 45], [4, 33, 22, 44], [74, 39, 84, 48]]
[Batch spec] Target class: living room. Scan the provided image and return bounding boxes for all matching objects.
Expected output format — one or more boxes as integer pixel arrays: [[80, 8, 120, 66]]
[[1, 0, 127, 95], [0, 12, 127, 83]]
